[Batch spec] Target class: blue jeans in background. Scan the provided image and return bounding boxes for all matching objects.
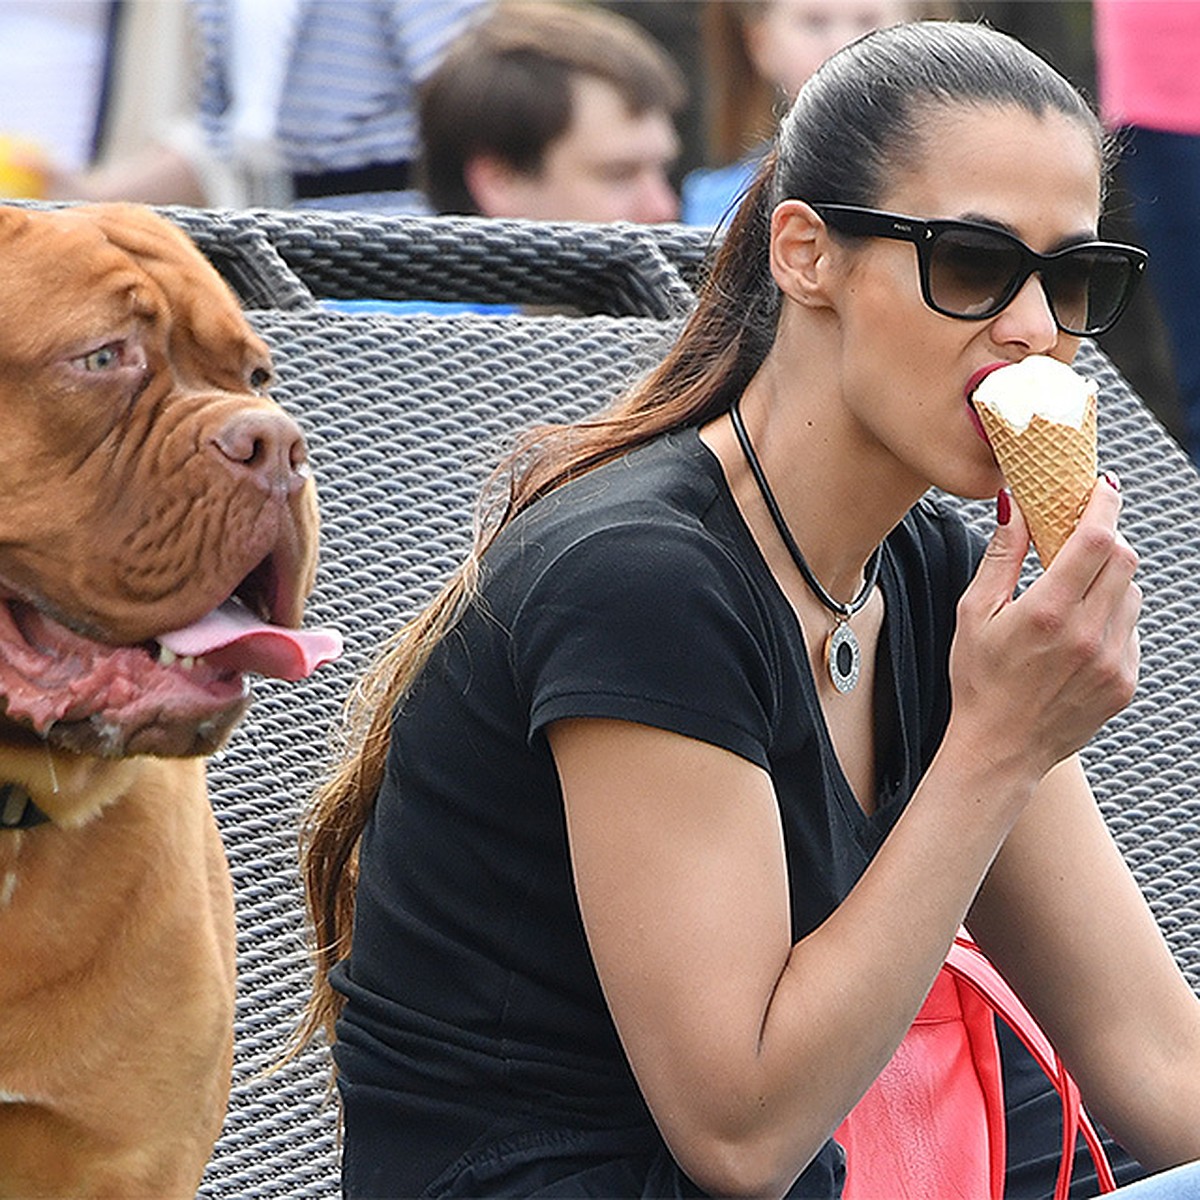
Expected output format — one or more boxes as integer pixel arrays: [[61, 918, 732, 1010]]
[[1119, 125, 1200, 467], [1106, 1159, 1200, 1197]]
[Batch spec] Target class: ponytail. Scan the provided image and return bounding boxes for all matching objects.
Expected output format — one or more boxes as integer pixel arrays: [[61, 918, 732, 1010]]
[[297, 154, 785, 1045]]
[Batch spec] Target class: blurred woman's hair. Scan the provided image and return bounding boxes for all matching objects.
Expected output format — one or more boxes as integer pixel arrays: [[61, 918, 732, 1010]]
[[701, 1, 779, 166]]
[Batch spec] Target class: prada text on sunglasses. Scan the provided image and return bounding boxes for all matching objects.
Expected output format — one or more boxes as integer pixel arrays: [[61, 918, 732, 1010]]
[[812, 204, 1148, 338]]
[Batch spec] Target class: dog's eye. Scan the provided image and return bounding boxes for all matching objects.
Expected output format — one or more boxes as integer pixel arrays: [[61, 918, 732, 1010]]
[[78, 344, 123, 371], [249, 366, 271, 392]]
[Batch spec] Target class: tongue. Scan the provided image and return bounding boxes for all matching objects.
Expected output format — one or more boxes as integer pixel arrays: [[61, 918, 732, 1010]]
[[158, 599, 343, 681]]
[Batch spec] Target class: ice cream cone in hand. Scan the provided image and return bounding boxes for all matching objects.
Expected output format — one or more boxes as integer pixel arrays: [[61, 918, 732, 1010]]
[[972, 356, 1098, 566]]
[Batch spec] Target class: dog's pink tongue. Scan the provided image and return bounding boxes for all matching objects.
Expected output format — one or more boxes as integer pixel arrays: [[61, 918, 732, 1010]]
[[158, 600, 342, 682]]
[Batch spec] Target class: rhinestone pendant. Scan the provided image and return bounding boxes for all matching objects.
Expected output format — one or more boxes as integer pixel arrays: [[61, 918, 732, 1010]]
[[826, 621, 861, 694]]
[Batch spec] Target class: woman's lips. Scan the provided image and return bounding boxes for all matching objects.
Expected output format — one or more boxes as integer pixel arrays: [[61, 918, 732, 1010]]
[[964, 362, 1012, 444]]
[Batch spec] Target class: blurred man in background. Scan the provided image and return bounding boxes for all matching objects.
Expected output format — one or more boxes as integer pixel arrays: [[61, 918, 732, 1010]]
[[419, 1, 685, 224]]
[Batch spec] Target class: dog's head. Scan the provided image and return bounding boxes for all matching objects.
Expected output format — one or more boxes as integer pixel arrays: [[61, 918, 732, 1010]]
[[0, 204, 339, 758]]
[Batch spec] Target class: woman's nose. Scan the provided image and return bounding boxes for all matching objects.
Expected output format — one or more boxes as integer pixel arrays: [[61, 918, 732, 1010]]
[[989, 273, 1061, 354]]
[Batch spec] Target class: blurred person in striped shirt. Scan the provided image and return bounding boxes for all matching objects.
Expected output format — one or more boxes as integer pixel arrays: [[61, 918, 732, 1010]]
[[48, 0, 488, 212]]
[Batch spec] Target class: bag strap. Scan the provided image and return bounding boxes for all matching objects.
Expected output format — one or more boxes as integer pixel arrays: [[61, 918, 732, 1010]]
[[947, 936, 1118, 1198]]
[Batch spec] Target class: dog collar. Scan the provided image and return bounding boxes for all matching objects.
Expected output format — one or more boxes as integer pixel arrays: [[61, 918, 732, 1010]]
[[0, 783, 50, 829]]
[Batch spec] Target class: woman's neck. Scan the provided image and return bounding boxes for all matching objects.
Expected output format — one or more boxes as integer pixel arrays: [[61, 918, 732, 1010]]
[[700, 352, 926, 600]]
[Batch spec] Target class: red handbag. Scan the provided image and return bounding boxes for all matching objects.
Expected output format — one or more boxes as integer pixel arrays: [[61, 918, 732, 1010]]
[[835, 934, 1117, 1200]]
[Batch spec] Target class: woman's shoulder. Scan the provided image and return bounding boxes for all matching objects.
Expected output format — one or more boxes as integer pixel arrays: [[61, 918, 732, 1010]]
[[502, 429, 726, 555], [483, 430, 768, 619]]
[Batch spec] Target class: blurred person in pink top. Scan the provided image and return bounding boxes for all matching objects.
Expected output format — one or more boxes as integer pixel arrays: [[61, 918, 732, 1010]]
[[1095, 0, 1200, 467]]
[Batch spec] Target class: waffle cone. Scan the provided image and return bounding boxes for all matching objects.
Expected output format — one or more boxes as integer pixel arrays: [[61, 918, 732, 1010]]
[[979, 391, 1098, 566]]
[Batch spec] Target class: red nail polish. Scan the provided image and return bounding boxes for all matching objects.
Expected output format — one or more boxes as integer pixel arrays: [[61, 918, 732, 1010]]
[[1102, 470, 1121, 493], [996, 489, 1011, 525]]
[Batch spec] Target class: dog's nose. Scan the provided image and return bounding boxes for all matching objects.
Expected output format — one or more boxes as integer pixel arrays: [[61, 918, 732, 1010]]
[[211, 410, 310, 495]]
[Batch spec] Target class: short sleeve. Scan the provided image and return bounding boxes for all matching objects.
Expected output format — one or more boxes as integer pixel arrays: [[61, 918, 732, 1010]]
[[512, 522, 778, 770]]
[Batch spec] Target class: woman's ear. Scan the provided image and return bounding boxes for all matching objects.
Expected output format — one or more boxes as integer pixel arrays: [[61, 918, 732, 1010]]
[[769, 199, 834, 307]]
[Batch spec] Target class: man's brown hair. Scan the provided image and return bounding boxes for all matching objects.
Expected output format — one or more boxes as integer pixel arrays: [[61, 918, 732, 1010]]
[[419, 1, 686, 214]]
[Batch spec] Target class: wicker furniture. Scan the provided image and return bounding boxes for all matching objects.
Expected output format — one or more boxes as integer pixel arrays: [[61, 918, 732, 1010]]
[[185, 210, 1200, 1197]]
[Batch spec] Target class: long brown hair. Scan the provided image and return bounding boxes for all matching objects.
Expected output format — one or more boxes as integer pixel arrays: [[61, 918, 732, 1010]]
[[701, 1, 779, 166], [297, 20, 1110, 1047], [297, 159, 780, 1046]]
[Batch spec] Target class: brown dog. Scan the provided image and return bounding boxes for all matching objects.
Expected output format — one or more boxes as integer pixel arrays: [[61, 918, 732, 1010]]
[[0, 204, 339, 1198]]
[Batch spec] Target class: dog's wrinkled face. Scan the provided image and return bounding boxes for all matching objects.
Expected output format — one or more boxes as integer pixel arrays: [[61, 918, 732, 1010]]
[[0, 204, 328, 757]]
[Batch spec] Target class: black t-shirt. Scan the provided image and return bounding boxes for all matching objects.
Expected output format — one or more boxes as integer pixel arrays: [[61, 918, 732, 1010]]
[[333, 428, 982, 1198]]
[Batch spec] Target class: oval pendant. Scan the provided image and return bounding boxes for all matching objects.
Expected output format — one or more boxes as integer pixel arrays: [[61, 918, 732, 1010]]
[[826, 621, 861, 694]]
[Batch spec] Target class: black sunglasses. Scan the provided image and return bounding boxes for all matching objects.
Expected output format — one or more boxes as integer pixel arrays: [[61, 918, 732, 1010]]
[[811, 203, 1148, 338]]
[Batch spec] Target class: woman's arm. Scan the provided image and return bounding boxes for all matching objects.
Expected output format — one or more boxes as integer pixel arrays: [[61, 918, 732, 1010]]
[[968, 754, 1200, 1172], [548, 482, 1141, 1198], [550, 715, 1031, 1197]]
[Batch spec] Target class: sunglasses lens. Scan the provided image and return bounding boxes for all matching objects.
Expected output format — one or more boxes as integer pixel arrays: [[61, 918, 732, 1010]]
[[926, 228, 1025, 319], [1043, 248, 1137, 336], [927, 225, 1139, 334]]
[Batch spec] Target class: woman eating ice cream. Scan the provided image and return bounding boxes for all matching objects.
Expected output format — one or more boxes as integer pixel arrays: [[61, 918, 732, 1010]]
[[299, 20, 1200, 1199]]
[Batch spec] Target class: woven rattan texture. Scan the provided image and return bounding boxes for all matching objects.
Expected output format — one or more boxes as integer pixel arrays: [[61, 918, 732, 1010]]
[[198, 303, 1200, 1197], [198, 309, 674, 1198], [166, 205, 713, 317]]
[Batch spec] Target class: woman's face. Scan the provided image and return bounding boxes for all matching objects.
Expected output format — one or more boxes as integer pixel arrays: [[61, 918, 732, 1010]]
[[825, 102, 1103, 501]]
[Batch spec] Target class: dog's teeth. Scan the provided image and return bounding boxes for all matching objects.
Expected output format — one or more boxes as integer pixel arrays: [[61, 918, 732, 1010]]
[[155, 647, 210, 670]]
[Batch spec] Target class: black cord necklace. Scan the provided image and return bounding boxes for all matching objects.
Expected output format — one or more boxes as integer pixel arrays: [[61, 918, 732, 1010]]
[[728, 398, 881, 694]]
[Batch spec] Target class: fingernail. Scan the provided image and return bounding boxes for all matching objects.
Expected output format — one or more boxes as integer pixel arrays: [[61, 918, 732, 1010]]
[[1102, 470, 1121, 493], [996, 489, 1011, 526]]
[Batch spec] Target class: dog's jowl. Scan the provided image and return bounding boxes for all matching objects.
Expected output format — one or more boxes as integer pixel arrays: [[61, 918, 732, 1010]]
[[0, 203, 341, 1199]]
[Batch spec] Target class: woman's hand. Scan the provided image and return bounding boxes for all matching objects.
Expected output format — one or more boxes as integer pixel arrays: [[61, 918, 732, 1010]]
[[949, 476, 1141, 783]]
